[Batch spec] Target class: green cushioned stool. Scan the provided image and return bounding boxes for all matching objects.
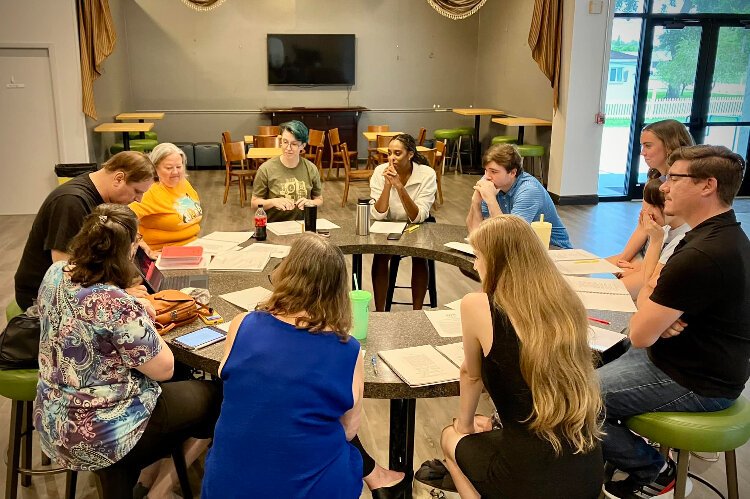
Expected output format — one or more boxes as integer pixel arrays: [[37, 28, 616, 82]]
[[0, 369, 77, 499], [109, 139, 159, 155], [516, 144, 546, 184], [434, 129, 462, 173], [626, 396, 750, 499], [491, 135, 518, 145], [455, 127, 475, 171], [5, 300, 23, 322], [128, 131, 158, 141]]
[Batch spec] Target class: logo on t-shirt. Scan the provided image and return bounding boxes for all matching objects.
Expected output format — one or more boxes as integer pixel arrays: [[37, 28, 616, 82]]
[[174, 195, 203, 224], [279, 178, 308, 201]]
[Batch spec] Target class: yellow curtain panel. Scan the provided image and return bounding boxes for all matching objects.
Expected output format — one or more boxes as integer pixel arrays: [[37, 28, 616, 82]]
[[77, 0, 115, 120], [528, 0, 562, 111]]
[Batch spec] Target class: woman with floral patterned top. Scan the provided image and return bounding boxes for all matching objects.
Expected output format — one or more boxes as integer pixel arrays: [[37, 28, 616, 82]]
[[33, 204, 221, 499]]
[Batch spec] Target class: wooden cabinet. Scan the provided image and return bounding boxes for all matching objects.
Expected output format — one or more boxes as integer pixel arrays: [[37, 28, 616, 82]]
[[262, 107, 367, 167]]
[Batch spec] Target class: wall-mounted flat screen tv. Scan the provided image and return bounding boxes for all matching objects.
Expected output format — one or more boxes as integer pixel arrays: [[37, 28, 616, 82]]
[[267, 34, 355, 86]]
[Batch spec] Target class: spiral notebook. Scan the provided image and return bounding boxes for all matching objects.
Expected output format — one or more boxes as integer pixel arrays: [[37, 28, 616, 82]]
[[564, 276, 637, 312], [378, 345, 459, 387]]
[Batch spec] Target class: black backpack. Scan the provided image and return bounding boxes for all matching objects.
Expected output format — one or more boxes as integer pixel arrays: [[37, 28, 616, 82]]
[[0, 314, 40, 369]]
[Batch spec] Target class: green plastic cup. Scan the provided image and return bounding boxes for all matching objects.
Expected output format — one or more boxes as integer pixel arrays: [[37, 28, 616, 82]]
[[349, 290, 372, 340]]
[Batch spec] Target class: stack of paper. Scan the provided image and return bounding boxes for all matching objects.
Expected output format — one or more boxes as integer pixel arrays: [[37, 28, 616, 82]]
[[435, 342, 464, 368], [444, 242, 475, 256], [241, 243, 291, 258], [588, 326, 627, 352], [316, 219, 341, 230], [550, 249, 621, 275], [155, 255, 209, 271], [424, 310, 462, 337], [378, 345, 460, 387], [219, 286, 273, 311], [203, 231, 254, 244], [187, 238, 239, 256], [208, 249, 271, 272], [445, 299, 462, 310], [548, 249, 601, 262], [564, 276, 637, 312], [267, 221, 304, 236], [370, 221, 407, 234]]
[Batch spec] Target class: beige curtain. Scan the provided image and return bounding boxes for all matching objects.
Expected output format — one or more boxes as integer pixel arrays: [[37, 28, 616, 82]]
[[77, 0, 115, 120], [528, 0, 563, 111], [427, 0, 487, 20]]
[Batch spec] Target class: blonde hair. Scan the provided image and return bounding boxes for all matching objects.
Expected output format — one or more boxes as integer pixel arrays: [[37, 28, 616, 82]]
[[257, 233, 352, 339], [469, 215, 602, 454]]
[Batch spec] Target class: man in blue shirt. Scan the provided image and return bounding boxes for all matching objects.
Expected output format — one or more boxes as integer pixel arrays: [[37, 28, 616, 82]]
[[466, 143, 572, 248]]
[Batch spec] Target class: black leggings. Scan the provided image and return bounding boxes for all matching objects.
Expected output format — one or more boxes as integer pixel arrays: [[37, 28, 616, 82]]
[[94, 380, 222, 499], [351, 435, 376, 477]]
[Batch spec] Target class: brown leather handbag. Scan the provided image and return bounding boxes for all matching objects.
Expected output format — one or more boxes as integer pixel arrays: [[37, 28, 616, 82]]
[[145, 289, 210, 334]]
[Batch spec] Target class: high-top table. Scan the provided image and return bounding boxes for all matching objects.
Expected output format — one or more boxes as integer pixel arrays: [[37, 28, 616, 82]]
[[452, 108, 509, 171], [491, 116, 552, 144], [116, 112, 164, 140], [94, 122, 154, 151], [162, 220, 630, 498]]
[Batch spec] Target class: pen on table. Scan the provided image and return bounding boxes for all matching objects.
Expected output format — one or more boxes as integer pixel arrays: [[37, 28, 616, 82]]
[[588, 316, 611, 325], [371, 355, 379, 376], [405, 225, 420, 234], [574, 259, 601, 264]]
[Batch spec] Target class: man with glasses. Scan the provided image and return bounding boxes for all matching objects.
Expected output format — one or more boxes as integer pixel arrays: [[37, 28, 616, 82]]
[[14, 151, 155, 311], [601, 145, 750, 499], [251, 120, 323, 222]]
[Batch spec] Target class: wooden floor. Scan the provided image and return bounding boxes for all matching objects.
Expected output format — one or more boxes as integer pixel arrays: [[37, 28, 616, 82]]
[[1, 169, 749, 498]]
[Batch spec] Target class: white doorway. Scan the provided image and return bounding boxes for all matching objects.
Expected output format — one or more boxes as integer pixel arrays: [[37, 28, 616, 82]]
[[0, 47, 60, 214]]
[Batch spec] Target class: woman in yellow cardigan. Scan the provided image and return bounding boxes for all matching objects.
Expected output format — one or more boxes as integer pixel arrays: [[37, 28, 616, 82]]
[[130, 143, 203, 251]]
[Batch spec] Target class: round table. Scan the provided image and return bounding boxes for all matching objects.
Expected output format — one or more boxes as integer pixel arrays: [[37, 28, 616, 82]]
[[162, 219, 631, 498]]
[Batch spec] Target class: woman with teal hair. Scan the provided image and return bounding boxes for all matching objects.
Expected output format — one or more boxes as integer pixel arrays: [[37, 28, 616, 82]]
[[251, 120, 324, 222]]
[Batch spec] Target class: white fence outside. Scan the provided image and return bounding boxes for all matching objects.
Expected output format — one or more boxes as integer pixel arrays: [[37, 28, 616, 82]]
[[605, 96, 744, 120]]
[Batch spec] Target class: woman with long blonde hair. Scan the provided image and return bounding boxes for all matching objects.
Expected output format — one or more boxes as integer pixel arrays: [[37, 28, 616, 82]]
[[440, 215, 603, 498]]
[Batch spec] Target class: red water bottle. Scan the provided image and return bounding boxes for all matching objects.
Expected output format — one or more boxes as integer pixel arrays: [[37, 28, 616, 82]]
[[254, 204, 267, 241]]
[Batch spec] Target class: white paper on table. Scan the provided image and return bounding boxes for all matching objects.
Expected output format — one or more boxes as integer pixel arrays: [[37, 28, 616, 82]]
[[241, 243, 291, 258], [214, 322, 232, 333], [555, 259, 621, 275], [266, 221, 304, 236], [444, 242, 475, 256], [588, 326, 627, 352], [202, 231, 254, 244], [445, 299, 463, 310], [548, 249, 602, 261], [435, 342, 464, 368], [316, 218, 341, 230], [370, 221, 407, 234], [576, 291, 637, 313], [378, 345, 460, 387], [186, 238, 239, 256], [208, 249, 271, 272], [219, 286, 273, 311], [424, 310, 463, 337], [564, 276, 629, 295], [155, 255, 209, 270]]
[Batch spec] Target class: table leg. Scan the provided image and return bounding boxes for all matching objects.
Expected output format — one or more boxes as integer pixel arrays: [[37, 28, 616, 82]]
[[472, 115, 482, 171], [389, 398, 416, 499], [517, 126, 525, 145], [122, 131, 131, 151], [138, 118, 146, 140], [352, 254, 363, 290]]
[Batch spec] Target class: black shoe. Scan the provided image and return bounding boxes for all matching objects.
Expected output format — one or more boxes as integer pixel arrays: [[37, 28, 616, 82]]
[[414, 459, 457, 493], [370, 474, 412, 499], [603, 459, 677, 499]]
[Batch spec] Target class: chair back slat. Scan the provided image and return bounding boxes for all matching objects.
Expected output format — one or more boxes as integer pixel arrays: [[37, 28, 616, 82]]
[[258, 125, 280, 136]]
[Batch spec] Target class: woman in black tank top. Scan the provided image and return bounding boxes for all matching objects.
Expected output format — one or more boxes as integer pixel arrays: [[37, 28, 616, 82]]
[[439, 215, 604, 498]]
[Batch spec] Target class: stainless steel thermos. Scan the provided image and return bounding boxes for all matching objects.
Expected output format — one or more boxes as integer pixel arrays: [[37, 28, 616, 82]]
[[356, 198, 370, 236]]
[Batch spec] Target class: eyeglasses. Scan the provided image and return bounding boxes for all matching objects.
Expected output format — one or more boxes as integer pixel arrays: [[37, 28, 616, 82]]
[[135, 233, 143, 243], [267, 262, 281, 285], [280, 139, 302, 149], [664, 173, 701, 183]]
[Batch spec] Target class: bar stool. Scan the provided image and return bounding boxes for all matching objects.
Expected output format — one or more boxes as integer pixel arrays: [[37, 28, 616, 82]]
[[433, 129, 461, 173], [384, 217, 438, 311], [128, 131, 158, 141], [625, 396, 750, 499], [490, 135, 517, 145], [516, 144, 546, 184], [455, 127, 475, 169], [109, 139, 159, 155]]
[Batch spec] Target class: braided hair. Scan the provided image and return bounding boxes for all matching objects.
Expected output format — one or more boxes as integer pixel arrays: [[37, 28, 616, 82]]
[[390, 133, 429, 166]]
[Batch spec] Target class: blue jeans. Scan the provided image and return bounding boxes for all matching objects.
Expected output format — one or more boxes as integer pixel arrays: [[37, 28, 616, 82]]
[[598, 346, 733, 485]]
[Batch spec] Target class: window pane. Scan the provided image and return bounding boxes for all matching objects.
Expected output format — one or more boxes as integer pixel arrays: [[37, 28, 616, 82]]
[[652, 0, 750, 14], [704, 126, 749, 157], [615, 0, 646, 14], [599, 18, 643, 197], [708, 27, 750, 124]]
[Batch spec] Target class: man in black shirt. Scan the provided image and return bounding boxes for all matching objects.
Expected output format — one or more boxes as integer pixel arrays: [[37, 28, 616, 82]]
[[601, 145, 749, 499], [14, 151, 155, 310]]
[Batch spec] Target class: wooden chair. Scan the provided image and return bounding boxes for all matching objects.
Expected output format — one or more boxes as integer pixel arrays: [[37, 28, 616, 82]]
[[367, 125, 390, 167], [340, 143, 374, 207], [258, 125, 280, 136], [254, 135, 278, 148], [416, 127, 427, 146], [424, 145, 443, 205], [222, 141, 254, 207], [328, 128, 358, 180], [221, 131, 232, 144], [304, 129, 326, 179], [374, 134, 393, 166]]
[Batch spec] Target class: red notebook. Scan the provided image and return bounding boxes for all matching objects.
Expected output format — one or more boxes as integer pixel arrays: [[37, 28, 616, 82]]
[[161, 245, 203, 263]]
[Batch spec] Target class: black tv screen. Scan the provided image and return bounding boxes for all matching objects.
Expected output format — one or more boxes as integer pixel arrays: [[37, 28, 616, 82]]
[[267, 34, 355, 86]]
